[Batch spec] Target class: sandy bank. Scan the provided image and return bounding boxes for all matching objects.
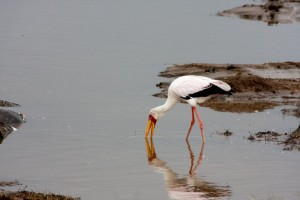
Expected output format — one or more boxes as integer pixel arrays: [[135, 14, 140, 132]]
[[218, 0, 300, 25]]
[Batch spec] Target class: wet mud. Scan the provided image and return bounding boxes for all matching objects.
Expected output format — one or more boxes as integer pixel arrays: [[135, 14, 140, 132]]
[[0, 101, 20, 108], [0, 181, 21, 187], [154, 61, 300, 116], [248, 125, 300, 151], [0, 191, 79, 200], [0, 181, 80, 200], [0, 101, 26, 143], [218, 0, 300, 25], [282, 103, 300, 118], [216, 130, 233, 137]]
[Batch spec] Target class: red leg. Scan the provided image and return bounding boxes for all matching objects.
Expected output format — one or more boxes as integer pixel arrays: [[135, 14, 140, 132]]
[[186, 107, 195, 140], [194, 107, 205, 143]]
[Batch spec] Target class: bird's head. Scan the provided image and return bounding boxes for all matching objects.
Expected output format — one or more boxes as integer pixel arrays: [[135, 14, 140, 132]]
[[145, 107, 164, 138], [145, 114, 157, 139], [149, 107, 165, 120]]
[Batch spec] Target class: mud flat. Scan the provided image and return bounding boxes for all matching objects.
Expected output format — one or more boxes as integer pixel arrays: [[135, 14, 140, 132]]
[[0, 181, 79, 200], [0, 191, 79, 200], [248, 125, 300, 151], [218, 0, 300, 25]]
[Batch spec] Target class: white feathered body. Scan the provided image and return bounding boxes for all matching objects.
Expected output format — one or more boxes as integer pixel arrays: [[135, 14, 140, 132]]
[[168, 75, 231, 106], [149, 75, 232, 120]]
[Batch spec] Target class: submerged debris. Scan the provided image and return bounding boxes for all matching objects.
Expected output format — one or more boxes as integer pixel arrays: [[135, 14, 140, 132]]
[[247, 125, 300, 151], [248, 134, 255, 141], [0, 181, 21, 187], [282, 125, 300, 151], [218, 0, 300, 25], [282, 103, 300, 118], [253, 131, 282, 142], [217, 130, 233, 137], [0, 100, 20, 107]]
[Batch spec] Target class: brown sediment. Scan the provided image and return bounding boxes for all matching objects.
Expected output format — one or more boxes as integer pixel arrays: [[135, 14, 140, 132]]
[[0, 190, 80, 200], [0, 100, 20, 107], [282, 124, 300, 151], [217, 130, 233, 137], [247, 125, 300, 151], [0, 181, 21, 187], [218, 0, 300, 25], [253, 131, 283, 142], [153, 61, 300, 115], [202, 100, 280, 113], [282, 103, 300, 118], [0, 181, 79, 200]]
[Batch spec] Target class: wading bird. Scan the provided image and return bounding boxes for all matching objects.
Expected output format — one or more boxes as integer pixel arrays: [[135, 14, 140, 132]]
[[145, 75, 232, 142]]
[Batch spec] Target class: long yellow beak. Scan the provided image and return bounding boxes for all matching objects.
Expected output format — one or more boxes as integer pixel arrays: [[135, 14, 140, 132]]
[[145, 115, 157, 138], [145, 138, 156, 161]]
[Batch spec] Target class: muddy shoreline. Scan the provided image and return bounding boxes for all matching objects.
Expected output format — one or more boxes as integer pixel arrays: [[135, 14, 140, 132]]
[[248, 124, 300, 151], [0, 181, 79, 200], [0, 191, 79, 200], [218, 0, 300, 25]]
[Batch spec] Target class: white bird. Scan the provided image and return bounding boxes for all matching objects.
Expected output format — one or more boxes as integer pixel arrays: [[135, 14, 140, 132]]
[[145, 75, 232, 142]]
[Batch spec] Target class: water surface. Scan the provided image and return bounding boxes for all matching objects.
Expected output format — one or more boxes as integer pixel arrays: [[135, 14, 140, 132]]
[[0, 0, 300, 199]]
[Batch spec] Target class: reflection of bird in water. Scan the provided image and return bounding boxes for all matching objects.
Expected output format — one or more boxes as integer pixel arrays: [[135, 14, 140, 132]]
[[145, 138, 231, 200], [145, 75, 232, 142], [0, 109, 26, 143]]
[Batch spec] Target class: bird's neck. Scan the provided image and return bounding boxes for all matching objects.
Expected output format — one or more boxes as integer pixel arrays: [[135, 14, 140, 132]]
[[156, 96, 178, 115]]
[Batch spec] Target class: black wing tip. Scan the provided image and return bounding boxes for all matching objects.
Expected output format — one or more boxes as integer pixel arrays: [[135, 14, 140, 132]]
[[227, 90, 233, 95]]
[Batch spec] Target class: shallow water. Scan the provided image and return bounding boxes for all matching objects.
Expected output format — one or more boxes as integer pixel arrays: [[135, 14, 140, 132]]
[[247, 67, 300, 79], [0, 0, 300, 199]]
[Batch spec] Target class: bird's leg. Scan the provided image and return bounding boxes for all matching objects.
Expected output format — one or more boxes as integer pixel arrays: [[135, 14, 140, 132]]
[[186, 107, 195, 140], [194, 107, 205, 143]]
